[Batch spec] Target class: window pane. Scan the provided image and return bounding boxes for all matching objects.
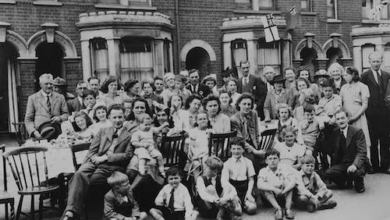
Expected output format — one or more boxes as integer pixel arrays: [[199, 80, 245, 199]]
[[163, 40, 171, 73], [327, 0, 335, 18], [384, 45, 390, 68], [259, 0, 273, 9], [91, 39, 109, 81], [301, 0, 309, 10], [120, 38, 153, 82], [231, 40, 247, 67], [257, 40, 280, 77], [381, 4, 389, 19], [362, 44, 375, 72]]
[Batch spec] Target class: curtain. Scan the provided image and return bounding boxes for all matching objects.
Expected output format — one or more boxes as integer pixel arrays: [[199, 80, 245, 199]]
[[362, 45, 375, 72], [120, 51, 153, 82], [257, 45, 280, 77], [91, 40, 109, 81], [8, 59, 18, 132]]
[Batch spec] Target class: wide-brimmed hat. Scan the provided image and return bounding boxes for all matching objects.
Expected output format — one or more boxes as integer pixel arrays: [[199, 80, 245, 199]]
[[53, 77, 68, 86], [37, 121, 61, 141], [271, 75, 286, 85], [314, 69, 330, 79]]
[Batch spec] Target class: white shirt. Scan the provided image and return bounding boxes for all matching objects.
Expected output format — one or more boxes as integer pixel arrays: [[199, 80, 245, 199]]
[[266, 82, 273, 92], [107, 127, 124, 154], [242, 76, 249, 85], [340, 125, 348, 138]]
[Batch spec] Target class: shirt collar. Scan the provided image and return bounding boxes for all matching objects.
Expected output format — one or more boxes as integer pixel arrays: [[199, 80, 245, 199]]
[[372, 69, 381, 75], [41, 90, 51, 97], [340, 125, 348, 136]]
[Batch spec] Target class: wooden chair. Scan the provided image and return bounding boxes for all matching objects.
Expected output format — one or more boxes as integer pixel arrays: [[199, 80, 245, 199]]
[[12, 122, 29, 146], [160, 134, 186, 168], [70, 142, 91, 171], [258, 129, 277, 151], [1, 145, 15, 220], [3, 146, 60, 220], [208, 130, 237, 162]]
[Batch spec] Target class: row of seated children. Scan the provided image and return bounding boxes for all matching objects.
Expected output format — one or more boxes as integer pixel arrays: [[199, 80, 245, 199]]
[[103, 135, 336, 220]]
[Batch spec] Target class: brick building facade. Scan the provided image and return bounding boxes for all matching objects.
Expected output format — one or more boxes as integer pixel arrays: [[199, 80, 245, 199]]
[[0, 0, 389, 133]]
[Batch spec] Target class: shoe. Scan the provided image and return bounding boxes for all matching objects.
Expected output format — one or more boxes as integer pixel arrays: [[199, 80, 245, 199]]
[[307, 204, 316, 213], [274, 208, 283, 220], [368, 169, 379, 174], [285, 209, 294, 219], [354, 178, 365, 193], [342, 180, 353, 189], [355, 186, 365, 193], [61, 211, 77, 220], [317, 200, 337, 210]]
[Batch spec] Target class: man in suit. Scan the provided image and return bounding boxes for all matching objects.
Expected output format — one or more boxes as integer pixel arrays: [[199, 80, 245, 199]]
[[323, 110, 368, 193], [361, 51, 390, 174], [25, 73, 69, 139], [62, 104, 134, 220], [87, 76, 103, 99], [185, 69, 211, 98], [237, 60, 258, 94], [67, 81, 88, 115]]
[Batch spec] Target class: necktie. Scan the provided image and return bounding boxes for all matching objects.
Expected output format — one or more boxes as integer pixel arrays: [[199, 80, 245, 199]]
[[46, 95, 52, 116], [376, 71, 383, 91], [113, 129, 119, 139], [168, 188, 175, 212], [244, 78, 248, 86]]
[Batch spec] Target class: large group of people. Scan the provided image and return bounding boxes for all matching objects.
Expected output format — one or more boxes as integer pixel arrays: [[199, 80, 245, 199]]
[[23, 50, 390, 220]]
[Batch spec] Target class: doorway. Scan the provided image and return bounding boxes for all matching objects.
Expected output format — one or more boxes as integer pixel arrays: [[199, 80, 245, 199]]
[[185, 47, 210, 79], [35, 42, 64, 91]]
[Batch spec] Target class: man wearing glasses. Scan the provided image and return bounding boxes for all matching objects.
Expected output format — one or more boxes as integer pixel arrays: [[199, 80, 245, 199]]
[[67, 81, 88, 115]]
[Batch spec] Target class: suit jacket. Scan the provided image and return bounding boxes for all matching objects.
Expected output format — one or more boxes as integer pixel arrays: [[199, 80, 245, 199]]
[[84, 126, 134, 167], [237, 74, 258, 94], [328, 126, 368, 169], [230, 110, 260, 147], [263, 89, 294, 119], [252, 78, 268, 120], [25, 90, 69, 136], [361, 69, 390, 121], [67, 97, 85, 115], [186, 83, 211, 98], [104, 188, 140, 219]]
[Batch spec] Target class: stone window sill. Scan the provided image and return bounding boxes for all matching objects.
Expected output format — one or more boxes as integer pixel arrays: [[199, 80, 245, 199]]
[[33, 1, 63, 6], [94, 4, 157, 11]]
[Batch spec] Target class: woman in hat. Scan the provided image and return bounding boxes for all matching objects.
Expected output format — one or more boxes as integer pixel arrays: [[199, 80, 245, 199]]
[[52, 77, 75, 101], [264, 75, 294, 121], [314, 69, 331, 98], [124, 79, 141, 100], [203, 95, 231, 133], [98, 76, 130, 108]]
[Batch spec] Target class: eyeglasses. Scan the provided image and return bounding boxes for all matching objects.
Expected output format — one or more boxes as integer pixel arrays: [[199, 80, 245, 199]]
[[78, 87, 88, 90]]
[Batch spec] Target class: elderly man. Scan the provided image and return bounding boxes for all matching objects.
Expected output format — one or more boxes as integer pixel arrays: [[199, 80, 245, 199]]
[[263, 66, 276, 92], [62, 104, 134, 220], [67, 81, 88, 115], [185, 69, 211, 98], [323, 110, 368, 193], [25, 73, 69, 139], [361, 51, 390, 174]]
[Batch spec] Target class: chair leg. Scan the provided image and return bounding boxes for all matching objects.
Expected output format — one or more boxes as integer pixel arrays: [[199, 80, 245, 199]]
[[30, 195, 35, 220], [16, 195, 24, 220], [39, 195, 43, 220], [10, 199, 15, 220], [5, 203, 9, 220]]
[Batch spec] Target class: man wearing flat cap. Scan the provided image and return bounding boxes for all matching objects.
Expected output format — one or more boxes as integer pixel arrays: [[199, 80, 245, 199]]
[[25, 73, 69, 139]]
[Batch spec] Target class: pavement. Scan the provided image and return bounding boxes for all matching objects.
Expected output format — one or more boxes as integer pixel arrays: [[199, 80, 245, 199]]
[[1, 135, 390, 220]]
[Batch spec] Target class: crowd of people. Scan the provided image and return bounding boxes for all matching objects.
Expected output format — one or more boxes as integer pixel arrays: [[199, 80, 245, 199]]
[[23, 50, 390, 220]]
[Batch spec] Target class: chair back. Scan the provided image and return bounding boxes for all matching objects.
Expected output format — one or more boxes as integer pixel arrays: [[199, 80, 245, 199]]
[[258, 129, 277, 151], [70, 142, 91, 171], [3, 146, 49, 191], [160, 134, 186, 168], [208, 130, 237, 162], [1, 144, 7, 191], [12, 122, 29, 146]]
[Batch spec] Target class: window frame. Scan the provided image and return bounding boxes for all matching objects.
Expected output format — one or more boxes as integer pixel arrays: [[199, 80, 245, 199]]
[[327, 0, 338, 20], [258, 0, 275, 10], [257, 37, 282, 76], [231, 39, 248, 68], [361, 43, 376, 74], [301, 0, 313, 12], [90, 38, 109, 81]]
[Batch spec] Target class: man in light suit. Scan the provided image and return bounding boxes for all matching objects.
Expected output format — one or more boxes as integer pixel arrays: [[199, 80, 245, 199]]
[[185, 69, 211, 98], [25, 73, 69, 139], [323, 110, 368, 193], [67, 81, 87, 115], [62, 104, 134, 220], [361, 51, 390, 174]]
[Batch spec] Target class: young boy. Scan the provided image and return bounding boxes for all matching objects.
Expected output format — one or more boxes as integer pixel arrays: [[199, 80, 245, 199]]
[[294, 155, 337, 212], [104, 171, 147, 220], [174, 74, 191, 104], [196, 156, 242, 220], [150, 167, 197, 220], [318, 80, 341, 124], [257, 149, 296, 220], [221, 137, 257, 215], [299, 104, 324, 155]]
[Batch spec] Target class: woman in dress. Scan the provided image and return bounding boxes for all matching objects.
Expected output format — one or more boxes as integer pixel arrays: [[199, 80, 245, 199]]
[[203, 95, 231, 133], [219, 90, 237, 117], [141, 78, 164, 115], [71, 111, 94, 143], [340, 66, 371, 148], [225, 79, 241, 107], [291, 77, 311, 110], [98, 76, 129, 108], [184, 94, 202, 129], [297, 66, 320, 102], [169, 94, 189, 132], [264, 75, 293, 121], [328, 62, 346, 95]]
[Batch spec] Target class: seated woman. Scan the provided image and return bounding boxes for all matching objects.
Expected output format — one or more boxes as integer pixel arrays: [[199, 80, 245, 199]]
[[184, 94, 202, 129], [90, 105, 112, 135], [98, 76, 129, 108], [225, 79, 241, 107], [291, 77, 311, 110], [202, 75, 219, 97], [264, 75, 294, 121], [169, 94, 190, 132], [219, 90, 237, 117], [71, 111, 94, 143], [273, 126, 306, 170], [203, 95, 231, 133]]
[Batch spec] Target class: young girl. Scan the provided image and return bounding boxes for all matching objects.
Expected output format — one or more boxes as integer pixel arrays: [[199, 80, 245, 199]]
[[273, 126, 306, 170], [275, 103, 303, 145], [169, 94, 190, 132], [187, 111, 213, 181], [90, 105, 112, 135], [131, 113, 169, 177], [71, 111, 94, 143]]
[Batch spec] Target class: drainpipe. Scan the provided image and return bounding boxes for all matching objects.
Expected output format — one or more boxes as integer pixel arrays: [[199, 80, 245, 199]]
[[175, 0, 181, 74]]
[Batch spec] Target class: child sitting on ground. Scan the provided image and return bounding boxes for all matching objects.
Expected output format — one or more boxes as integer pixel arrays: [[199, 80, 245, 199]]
[[196, 156, 242, 220], [294, 155, 337, 212], [104, 171, 147, 220], [257, 149, 296, 220], [150, 166, 198, 220], [221, 137, 257, 215], [299, 104, 324, 155], [131, 113, 169, 177]]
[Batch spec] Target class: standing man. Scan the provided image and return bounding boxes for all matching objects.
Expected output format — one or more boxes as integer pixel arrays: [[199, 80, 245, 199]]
[[361, 51, 390, 174], [263, 66, 276, 92], [185, 69, 211, 98], [62, 104, 134, 220], [67, 81, 88, 115], [87, 76, 102, 98], [25, 73, 69, 139], [237, 60, 258, 94], [323, 110, 368, 193]]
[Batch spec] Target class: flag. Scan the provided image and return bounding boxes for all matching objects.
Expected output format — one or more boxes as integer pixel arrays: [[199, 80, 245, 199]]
[[261, 14, 280, 43], [287, 5, 298, 30]]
